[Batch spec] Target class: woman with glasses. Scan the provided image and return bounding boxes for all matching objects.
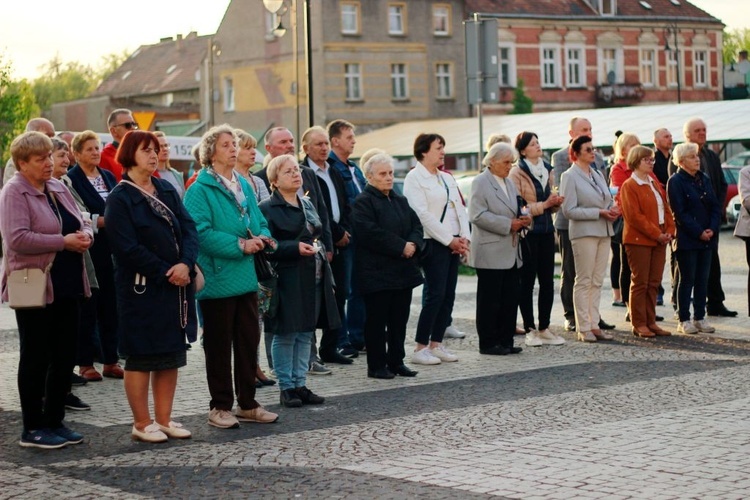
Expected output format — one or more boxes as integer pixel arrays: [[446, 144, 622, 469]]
[[153, 131, 186, 199], [667, 142, 722, 335], [68, 131, 123, 380], [560, 136, 620, 342], [619, 146, 675, 338]]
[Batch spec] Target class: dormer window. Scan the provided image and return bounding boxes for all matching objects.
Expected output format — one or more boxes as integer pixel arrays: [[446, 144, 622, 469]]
[[600, 0, 616, 16]]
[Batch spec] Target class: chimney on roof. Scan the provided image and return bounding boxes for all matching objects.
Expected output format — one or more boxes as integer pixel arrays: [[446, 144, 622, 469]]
[[176, 33, 183, 50], [160, 36, 173, 43], [187, 31, 198, 39]]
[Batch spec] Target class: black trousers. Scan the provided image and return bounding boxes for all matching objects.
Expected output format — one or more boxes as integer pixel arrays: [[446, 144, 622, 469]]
[[706, 241, 726, 310], [363, 288, 412, 371], [557, 229, 575, 321], [745, 238, 750, 316], [519, 232, 555, 331], [476, 267, 520, 351], [77, 270, 119, 366], [320, 250, 349, 358], [200, 292, 259, 411], [610, 240, 621, 291], [17, 297, 80, 431]]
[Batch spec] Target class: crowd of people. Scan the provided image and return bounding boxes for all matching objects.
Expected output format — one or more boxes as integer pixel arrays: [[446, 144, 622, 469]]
[[1, 111, 747, 450]]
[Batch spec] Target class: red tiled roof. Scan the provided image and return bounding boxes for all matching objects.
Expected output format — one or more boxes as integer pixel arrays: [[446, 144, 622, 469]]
[[465, 0, 721, 23], [92, 33, 209, 98]]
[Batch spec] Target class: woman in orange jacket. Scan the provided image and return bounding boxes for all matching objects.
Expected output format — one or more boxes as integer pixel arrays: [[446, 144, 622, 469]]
[[619, 146, 675, 337]]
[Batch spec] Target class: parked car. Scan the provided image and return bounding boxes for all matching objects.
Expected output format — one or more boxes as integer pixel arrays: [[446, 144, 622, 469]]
[[454, 171, 479, 206], [722, 164, 742, 213], [724, 151, 750, 168], [726, 193, 741, 227]]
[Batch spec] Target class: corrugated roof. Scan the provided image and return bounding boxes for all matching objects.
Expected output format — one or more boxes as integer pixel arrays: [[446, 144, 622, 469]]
[[353, 100, 750, 159], [92, 33, 208, 98]]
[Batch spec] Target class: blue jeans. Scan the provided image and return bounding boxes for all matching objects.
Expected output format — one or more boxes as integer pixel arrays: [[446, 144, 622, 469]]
[[675, 248, 712, 322], [415, 240, 459, 345], [272, 331, 313, 391], [345, 244, 365, 349]]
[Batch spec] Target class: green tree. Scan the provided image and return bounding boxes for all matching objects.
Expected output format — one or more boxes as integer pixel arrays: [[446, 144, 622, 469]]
[[510, 78, 533, 114], [0, 56, 40, 164], [31, 51, 129, 112], [723, 28, 750, 64]]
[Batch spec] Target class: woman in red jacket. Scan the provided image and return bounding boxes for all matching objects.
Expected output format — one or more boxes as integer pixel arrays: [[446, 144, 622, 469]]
[[620, 146, 675, 337]]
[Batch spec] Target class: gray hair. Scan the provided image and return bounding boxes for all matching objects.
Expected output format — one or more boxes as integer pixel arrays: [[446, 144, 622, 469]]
[[482, 142, 516, 168], [363, 153, 394, 177], [672, 142, 699, 166], [683, 117, 705, 139], [199, 124, 236, 166], [485, 133, 511, 151], [267, 154, 298, 188]]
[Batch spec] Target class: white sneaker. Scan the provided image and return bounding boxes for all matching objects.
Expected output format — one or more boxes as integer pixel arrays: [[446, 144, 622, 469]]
[[444, 325, 466, 339], [429, 345, 458, 362], [693, 319, 715, 333], [525, 331, 543, 347], [411, 348, 441, 365], [537, 329, 566, 345], [677, 321, 698, 335]]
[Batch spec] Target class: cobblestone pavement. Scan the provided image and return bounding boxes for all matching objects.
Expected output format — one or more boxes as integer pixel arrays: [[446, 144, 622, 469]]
[[1, 235, 749, 499]]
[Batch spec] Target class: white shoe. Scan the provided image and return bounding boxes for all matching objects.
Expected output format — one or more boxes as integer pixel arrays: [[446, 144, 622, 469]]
[[429, 345, 458, 362], [411, 348, 441, 365], [444, 325, 466, 339], [525, 331, 543, 347], [537, 329, 565, 345], [677, 321, 698, 335], [132, 422, 168, 443], [157, 421, 192, 439], [693, 319, 715, 333]]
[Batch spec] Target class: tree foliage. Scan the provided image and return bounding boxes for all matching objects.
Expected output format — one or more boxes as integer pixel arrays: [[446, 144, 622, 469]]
[[723, 28, 750, 64], [0, 56, 39, 163], [510, 78, 533, 115], [31, 51, 129, 111]]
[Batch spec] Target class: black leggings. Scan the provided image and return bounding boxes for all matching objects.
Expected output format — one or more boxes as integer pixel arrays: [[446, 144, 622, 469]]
[[519, 232, 555, 331]]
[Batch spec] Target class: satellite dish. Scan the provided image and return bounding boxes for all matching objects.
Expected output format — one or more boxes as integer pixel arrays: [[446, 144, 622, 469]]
[[607, 70, 616, 85]]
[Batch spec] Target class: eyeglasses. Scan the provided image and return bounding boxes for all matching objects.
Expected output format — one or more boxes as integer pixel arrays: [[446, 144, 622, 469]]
[[115, 122, 139, 130], [582, 147, 594, 153], [642, 157, 655, 164]]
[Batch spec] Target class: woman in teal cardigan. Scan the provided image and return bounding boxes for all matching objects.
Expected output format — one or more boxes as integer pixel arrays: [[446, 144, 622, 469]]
[[184, 124, 278, 430]]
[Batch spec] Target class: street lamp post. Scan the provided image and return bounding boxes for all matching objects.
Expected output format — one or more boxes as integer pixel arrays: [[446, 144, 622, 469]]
[[665, 24, 681, 104], [262, 0, 313, 136]]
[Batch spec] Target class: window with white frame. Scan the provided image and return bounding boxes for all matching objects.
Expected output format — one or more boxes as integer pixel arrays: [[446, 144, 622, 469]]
[[694, 50, 707, 87], [435, 63, 453, 98], [341, 2, 360, 35], [391, 63, 408, 99], [223, 77, 235, 112], [600, 0, 616, 15], [666, 50, 679, 88], [540, 46, 561, 88], [345, 63, 362, 100], [498, 44, 516, 87], [639, 48, 657, 87], [599, 47, 624, 84], [432, 5, 450, 36], [566, 46, 585, 87], [388, 4, 406, 35]]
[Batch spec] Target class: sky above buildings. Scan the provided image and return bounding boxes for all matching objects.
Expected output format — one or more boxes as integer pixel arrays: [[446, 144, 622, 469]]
[[0, 0, 746, 81]]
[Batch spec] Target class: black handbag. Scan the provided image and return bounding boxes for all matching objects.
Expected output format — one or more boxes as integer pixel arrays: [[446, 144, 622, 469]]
[[254, 250, 277, 282]]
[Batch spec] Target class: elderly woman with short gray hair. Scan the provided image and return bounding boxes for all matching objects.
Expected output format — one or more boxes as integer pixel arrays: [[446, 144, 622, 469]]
[[469, 142, 531, 355], [184, 124, 279, 429], [352, 153, 424, 379]]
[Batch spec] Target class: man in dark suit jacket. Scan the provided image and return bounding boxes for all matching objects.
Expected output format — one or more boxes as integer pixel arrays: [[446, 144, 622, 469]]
[[668, 118, 735, 317], [301, 126, 354, 366]]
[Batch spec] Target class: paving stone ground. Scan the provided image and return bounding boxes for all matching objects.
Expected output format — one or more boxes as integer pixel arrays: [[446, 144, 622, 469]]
[[1, 234, 748, 499]]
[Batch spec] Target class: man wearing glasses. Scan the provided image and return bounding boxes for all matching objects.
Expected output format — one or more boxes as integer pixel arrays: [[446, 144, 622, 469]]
[[100, 108, 138, 181]]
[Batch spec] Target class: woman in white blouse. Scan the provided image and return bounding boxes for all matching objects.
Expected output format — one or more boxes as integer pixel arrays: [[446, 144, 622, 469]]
[[403, 133, 470, 365]]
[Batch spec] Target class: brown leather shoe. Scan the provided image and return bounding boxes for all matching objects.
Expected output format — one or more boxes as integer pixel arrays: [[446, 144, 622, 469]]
[[632, 326, 655, 338], [103, 363, 124, 379], [79, 365, 103, 382], [648, 324, 671, 336]]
